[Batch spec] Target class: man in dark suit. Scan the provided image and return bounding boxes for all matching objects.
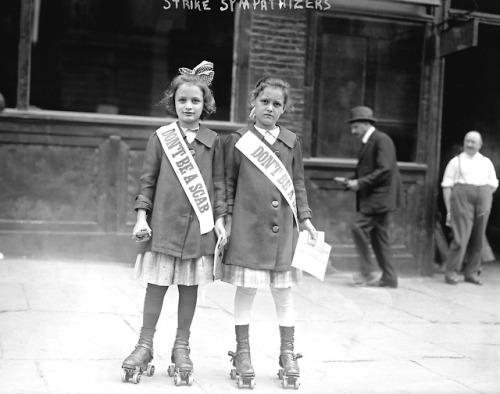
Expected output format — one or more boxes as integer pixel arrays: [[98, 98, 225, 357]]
[[344, 106, 403, 288]]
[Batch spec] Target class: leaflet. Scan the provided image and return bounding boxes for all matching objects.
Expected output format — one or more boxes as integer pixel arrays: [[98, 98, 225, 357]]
[[291, 231, 331, 281]]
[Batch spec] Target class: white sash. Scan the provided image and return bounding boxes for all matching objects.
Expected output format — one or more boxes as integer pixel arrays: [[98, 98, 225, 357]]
[[156, 123, 214, 234], [235, 130, 299, 229]]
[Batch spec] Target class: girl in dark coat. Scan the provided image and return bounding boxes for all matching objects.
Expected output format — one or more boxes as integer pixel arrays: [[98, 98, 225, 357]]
[[121, 61, 227, 385], [223, 77, 316, 388]]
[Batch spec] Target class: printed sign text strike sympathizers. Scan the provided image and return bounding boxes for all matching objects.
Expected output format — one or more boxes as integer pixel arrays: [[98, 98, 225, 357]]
[[163, 0, 331, 11]]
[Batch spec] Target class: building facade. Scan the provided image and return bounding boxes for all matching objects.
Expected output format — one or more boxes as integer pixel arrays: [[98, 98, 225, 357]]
[[1, 0, 498, 274]]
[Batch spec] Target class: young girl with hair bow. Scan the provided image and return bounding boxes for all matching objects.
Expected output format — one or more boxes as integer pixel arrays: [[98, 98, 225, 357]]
[[121, 61, 227, 385]]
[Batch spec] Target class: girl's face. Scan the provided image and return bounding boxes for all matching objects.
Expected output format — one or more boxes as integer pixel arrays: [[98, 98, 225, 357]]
[[175, 83, 204, 128], [252, 87, 285, 130]]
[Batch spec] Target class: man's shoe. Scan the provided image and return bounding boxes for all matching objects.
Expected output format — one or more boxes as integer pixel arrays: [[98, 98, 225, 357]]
[[353, 272, 380, 286], [373, 279, 398, 288], [445, 276, 458, 285], [464, 277, 483, 285]]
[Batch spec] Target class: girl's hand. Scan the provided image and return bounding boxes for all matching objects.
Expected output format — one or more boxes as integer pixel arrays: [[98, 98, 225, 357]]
[[132, 217, 151, 242], [215, 217, 228, 247], [300, 218, 317, 240]]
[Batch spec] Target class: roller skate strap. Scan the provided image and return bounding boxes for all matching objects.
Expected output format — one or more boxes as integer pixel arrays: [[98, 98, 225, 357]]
[[281, 350, 302, 360], [136, 343, 153, 352], [228, 349, 251, 362], [172, 345, 190, 351]]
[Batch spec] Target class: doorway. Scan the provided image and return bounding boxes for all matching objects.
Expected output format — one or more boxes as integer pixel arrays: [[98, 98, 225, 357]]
[[440, 23, 500, 257]]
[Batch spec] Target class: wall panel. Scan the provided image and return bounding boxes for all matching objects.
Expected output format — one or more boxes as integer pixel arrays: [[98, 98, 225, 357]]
[[0, 111, 429, 273], [304, 161, 427, 275], [0, 111, 242, 262]]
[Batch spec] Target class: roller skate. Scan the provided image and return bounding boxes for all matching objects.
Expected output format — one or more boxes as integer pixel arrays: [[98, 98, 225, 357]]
[[167, 329, 194, 386], [121, 342, 155, 384], [277, 326, 301, 389], [229, 325, 256, 389]]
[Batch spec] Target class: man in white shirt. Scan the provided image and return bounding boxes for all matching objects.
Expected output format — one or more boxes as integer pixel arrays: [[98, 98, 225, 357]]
[[441, 131, 498, 285]]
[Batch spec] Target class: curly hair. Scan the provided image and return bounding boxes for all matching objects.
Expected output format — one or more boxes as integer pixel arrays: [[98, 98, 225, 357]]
[[249, 76, 295, 113], [159, 74, 216, 119]]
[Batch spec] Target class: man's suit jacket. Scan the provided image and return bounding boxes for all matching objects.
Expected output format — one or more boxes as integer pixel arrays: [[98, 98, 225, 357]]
[[355, 129, 404, 214]]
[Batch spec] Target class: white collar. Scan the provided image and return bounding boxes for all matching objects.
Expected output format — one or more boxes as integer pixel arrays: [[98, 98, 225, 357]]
[[181, 126, 199, 144], [461, 151, 481, 159], [255, 125, 280, 138], [180, 126, 199, 132], [362, 126, 375, 144]]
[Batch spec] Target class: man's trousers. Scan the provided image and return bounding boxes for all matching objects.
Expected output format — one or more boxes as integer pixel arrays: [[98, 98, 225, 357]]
[[351, 211, 398, 284], [446, 184, 492, 279]]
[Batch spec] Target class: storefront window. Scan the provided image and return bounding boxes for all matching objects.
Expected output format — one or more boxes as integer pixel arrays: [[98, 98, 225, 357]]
[[451, 0, 500, 14], [0, 1, 21, 109], [312, 16, 424, 162], [30, 0, 234, 119]]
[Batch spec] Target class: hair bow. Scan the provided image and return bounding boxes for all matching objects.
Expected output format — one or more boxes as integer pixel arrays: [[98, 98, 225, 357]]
[[179, 60, 214, 86]]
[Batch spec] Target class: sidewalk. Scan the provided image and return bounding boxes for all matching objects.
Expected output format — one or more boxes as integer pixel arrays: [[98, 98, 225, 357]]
[[0, 257, 499, 394]]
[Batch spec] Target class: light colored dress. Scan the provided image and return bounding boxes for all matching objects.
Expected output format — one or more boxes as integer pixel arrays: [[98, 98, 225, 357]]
[[134, 252, 214, 286], [222, 264, 302, 288]]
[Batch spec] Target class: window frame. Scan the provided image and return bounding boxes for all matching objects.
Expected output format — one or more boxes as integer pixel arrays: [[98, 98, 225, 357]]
[[16, 0, 238, 123]]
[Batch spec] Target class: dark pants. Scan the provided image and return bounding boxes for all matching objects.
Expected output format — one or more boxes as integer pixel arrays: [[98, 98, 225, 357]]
[[351, 211, 398, 284], [446, 184, 492, 279]]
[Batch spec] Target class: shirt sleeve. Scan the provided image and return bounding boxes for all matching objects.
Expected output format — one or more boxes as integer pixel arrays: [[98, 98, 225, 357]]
[[485, 157, 499, 188], [441, 157, 458, 188]]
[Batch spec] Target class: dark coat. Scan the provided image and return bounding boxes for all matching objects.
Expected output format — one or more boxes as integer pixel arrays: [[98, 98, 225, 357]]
[[355, 129, 404, 213], [224, 125, 312, 271], [134, 123, 227, 258]]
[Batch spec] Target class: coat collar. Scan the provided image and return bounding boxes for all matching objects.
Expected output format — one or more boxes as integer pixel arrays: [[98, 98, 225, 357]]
[[361, 126, 376, 144], [237, 124, 296, 148], [178, 122, 217, 148], [358, 129, 378, 159]]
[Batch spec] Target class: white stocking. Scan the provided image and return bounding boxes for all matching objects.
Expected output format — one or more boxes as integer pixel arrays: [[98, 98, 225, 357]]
[[234, 286, 257, 325], [271, 287, 295, 327]]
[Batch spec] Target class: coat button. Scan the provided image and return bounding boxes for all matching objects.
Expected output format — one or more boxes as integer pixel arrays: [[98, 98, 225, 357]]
[[274, 150, 280, 157], [272, 200, 279, 208], [272, 226, 279, 233], [189, 215, 194, 222]]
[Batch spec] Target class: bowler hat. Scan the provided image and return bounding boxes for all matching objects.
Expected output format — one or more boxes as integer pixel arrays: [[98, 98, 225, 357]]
[[347, 106, 377, 124]]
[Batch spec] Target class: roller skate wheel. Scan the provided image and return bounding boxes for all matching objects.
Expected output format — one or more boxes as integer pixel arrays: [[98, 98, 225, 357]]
[[187, 373, 194, 386], [132, 371, 141, 384], [146, 364, 155, 376], [237, 377, 243, 388], [249, 378, 255, 389], [167, 364, 175, 377], [230, 369, 237, 380], [174, 372, 181, 386], [294, 377, 300, 389], [121, 369, 129, 383], [278, 368, 284, 380], [282, 378, 288, 389]]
